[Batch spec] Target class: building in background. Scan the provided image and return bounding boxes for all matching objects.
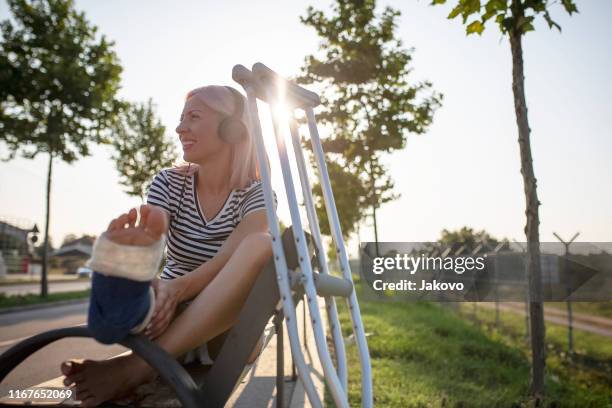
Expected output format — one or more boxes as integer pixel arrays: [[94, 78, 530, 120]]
[[50, 236, 95, 275]]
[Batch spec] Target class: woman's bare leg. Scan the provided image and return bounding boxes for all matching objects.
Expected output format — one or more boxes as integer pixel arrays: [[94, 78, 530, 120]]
[[151, 231, 272, 358], [61, 205, 272, 407]]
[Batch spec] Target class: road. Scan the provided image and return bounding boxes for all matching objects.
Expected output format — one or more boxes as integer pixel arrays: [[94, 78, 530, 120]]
[[0, 280, 91, 296], [0, 301, 127, 397]]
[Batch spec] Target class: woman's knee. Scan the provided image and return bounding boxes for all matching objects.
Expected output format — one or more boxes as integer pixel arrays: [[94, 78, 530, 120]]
[[236, 232, 273, 264]]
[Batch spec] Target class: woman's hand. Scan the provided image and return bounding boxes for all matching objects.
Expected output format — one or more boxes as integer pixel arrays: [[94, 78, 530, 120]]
[[145, 277, 187, 339]]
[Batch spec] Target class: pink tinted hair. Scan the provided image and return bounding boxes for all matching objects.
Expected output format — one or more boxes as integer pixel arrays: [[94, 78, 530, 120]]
[[173, 85, 271, 190]]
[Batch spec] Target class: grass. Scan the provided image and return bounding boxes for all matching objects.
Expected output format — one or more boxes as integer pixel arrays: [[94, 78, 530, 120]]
[[0, 289, 90, 310], [465, 303, 612, 362], [324, 278, 611, 407], [462, 303, 611, 402]]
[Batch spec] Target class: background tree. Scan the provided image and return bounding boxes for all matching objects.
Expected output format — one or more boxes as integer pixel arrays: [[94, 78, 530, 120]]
[[61, 234, 78, 247], [438, 226, 502, 252], [0, 0, 122, 297], [314, 160, 369, 262], [298, 0, 442, 256], [111, 99, 178, 202], [431, 0, 578, 399]]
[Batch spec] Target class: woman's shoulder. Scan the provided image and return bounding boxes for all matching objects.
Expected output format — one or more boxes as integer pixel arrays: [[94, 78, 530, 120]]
[[158, 166, 195, 185], [235, 179, 263, 196]]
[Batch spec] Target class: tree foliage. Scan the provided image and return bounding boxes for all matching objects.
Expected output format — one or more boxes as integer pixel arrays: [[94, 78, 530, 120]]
[[299, 0, 442, 243], [111, 99, 178, 202], [312, 159, 369, 239], [431, 0, 578, 35], [0, 0, 122, 161], [438, 226, 502, 252], [0, 0, 122, 296]]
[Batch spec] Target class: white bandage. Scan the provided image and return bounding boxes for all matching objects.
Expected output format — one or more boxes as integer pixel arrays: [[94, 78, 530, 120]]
[[86, 232, 166, 282]]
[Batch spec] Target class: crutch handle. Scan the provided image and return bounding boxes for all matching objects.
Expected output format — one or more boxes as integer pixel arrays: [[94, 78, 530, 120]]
[[232, 64, 255, 87], [232, 64, 269, 100], [252, 62, 321, 108]]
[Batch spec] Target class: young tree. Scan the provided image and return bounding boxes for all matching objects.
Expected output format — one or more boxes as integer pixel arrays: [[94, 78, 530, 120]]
[[111, 99, 178, 202], [0, 0, 122, 297], [299, 0, 442, 256], [431, 0, 578, 399]]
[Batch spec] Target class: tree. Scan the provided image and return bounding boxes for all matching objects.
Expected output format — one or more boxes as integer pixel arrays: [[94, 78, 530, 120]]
[[438, 226, 501, 253], [315, 161, 369, 237], [0, 0, 123, 297], [431, 0, 578, 399], [298, 0, 442, 256], [61, 233, 78, 247], [111, 99, 178, 202]]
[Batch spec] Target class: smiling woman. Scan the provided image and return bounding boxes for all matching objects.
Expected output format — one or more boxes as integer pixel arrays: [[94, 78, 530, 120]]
[[59, 84, 279, 407]]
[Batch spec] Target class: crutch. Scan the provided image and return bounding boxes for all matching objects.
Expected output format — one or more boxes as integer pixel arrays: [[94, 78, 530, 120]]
[[233, 63, 373, 408]]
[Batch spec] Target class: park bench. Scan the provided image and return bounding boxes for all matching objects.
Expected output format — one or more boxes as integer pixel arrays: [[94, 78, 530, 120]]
[[0, 226, 326, 407]]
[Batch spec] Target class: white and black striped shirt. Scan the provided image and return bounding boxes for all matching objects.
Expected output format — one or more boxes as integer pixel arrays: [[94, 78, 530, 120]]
[[146, 168, 278, 280]]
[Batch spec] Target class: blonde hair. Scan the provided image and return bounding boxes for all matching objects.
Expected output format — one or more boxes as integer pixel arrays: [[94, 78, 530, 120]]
[[173, 85, 271, 190]]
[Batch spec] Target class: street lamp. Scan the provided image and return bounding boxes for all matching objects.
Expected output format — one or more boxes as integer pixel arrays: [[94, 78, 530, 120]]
[[28, 224, 39, 245]]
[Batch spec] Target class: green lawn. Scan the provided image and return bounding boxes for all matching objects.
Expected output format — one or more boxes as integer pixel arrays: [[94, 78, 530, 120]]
[[325, 279, 611, 407], [0, 289, 90, 310]]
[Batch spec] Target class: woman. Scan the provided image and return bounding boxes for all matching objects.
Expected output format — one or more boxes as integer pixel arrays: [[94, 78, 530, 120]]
[[60, 85, 278, 407]]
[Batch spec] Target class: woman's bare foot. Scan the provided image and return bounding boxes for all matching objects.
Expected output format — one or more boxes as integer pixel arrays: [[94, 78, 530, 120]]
[[61, 355, 156, 407], [61, 204, 168, 406], [105, 204, 168, 246]]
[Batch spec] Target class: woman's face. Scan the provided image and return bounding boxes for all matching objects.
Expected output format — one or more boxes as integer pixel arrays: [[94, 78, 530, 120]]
[[176, 96, 228, 163]]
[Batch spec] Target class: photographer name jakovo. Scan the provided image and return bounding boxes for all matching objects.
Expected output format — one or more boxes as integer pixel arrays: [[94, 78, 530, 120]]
[[372, 279, 464, 292]]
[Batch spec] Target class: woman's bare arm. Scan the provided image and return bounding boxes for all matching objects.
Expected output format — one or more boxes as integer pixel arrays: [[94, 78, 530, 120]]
[[175, 210, 270, 302]]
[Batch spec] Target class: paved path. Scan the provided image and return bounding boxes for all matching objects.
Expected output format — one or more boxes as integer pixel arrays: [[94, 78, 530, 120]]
[[483, 302, 612, 337], [0, 300, 127, 398]]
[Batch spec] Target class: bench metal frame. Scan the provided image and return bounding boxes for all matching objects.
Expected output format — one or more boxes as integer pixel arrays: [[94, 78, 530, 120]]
[[0, 227, 310, 408]]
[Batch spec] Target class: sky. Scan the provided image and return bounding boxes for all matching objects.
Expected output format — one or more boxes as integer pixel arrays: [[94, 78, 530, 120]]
[[0, 0, 610, 257]]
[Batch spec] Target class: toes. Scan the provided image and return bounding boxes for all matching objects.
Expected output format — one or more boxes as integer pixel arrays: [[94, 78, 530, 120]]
[[127, 208, 138, 228], [138, 205, 150, 229], [61, 360, 85, 376], [106, 218, 115, 232], [144, 206, 168, 240], [61, 361, 72, 376], [116, 213, 131, 229], [106, 216, 124, 232], [65, 372, 85, 386]]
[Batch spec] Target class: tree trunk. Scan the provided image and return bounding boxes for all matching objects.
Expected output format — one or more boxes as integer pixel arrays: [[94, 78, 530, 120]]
[[368, 156, 380, 257], [41, 150, 53, 298], [509, 28, 546, 398]]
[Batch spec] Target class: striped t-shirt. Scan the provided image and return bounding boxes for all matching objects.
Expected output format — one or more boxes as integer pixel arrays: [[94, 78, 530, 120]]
[[146, 168, 278, 280]]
